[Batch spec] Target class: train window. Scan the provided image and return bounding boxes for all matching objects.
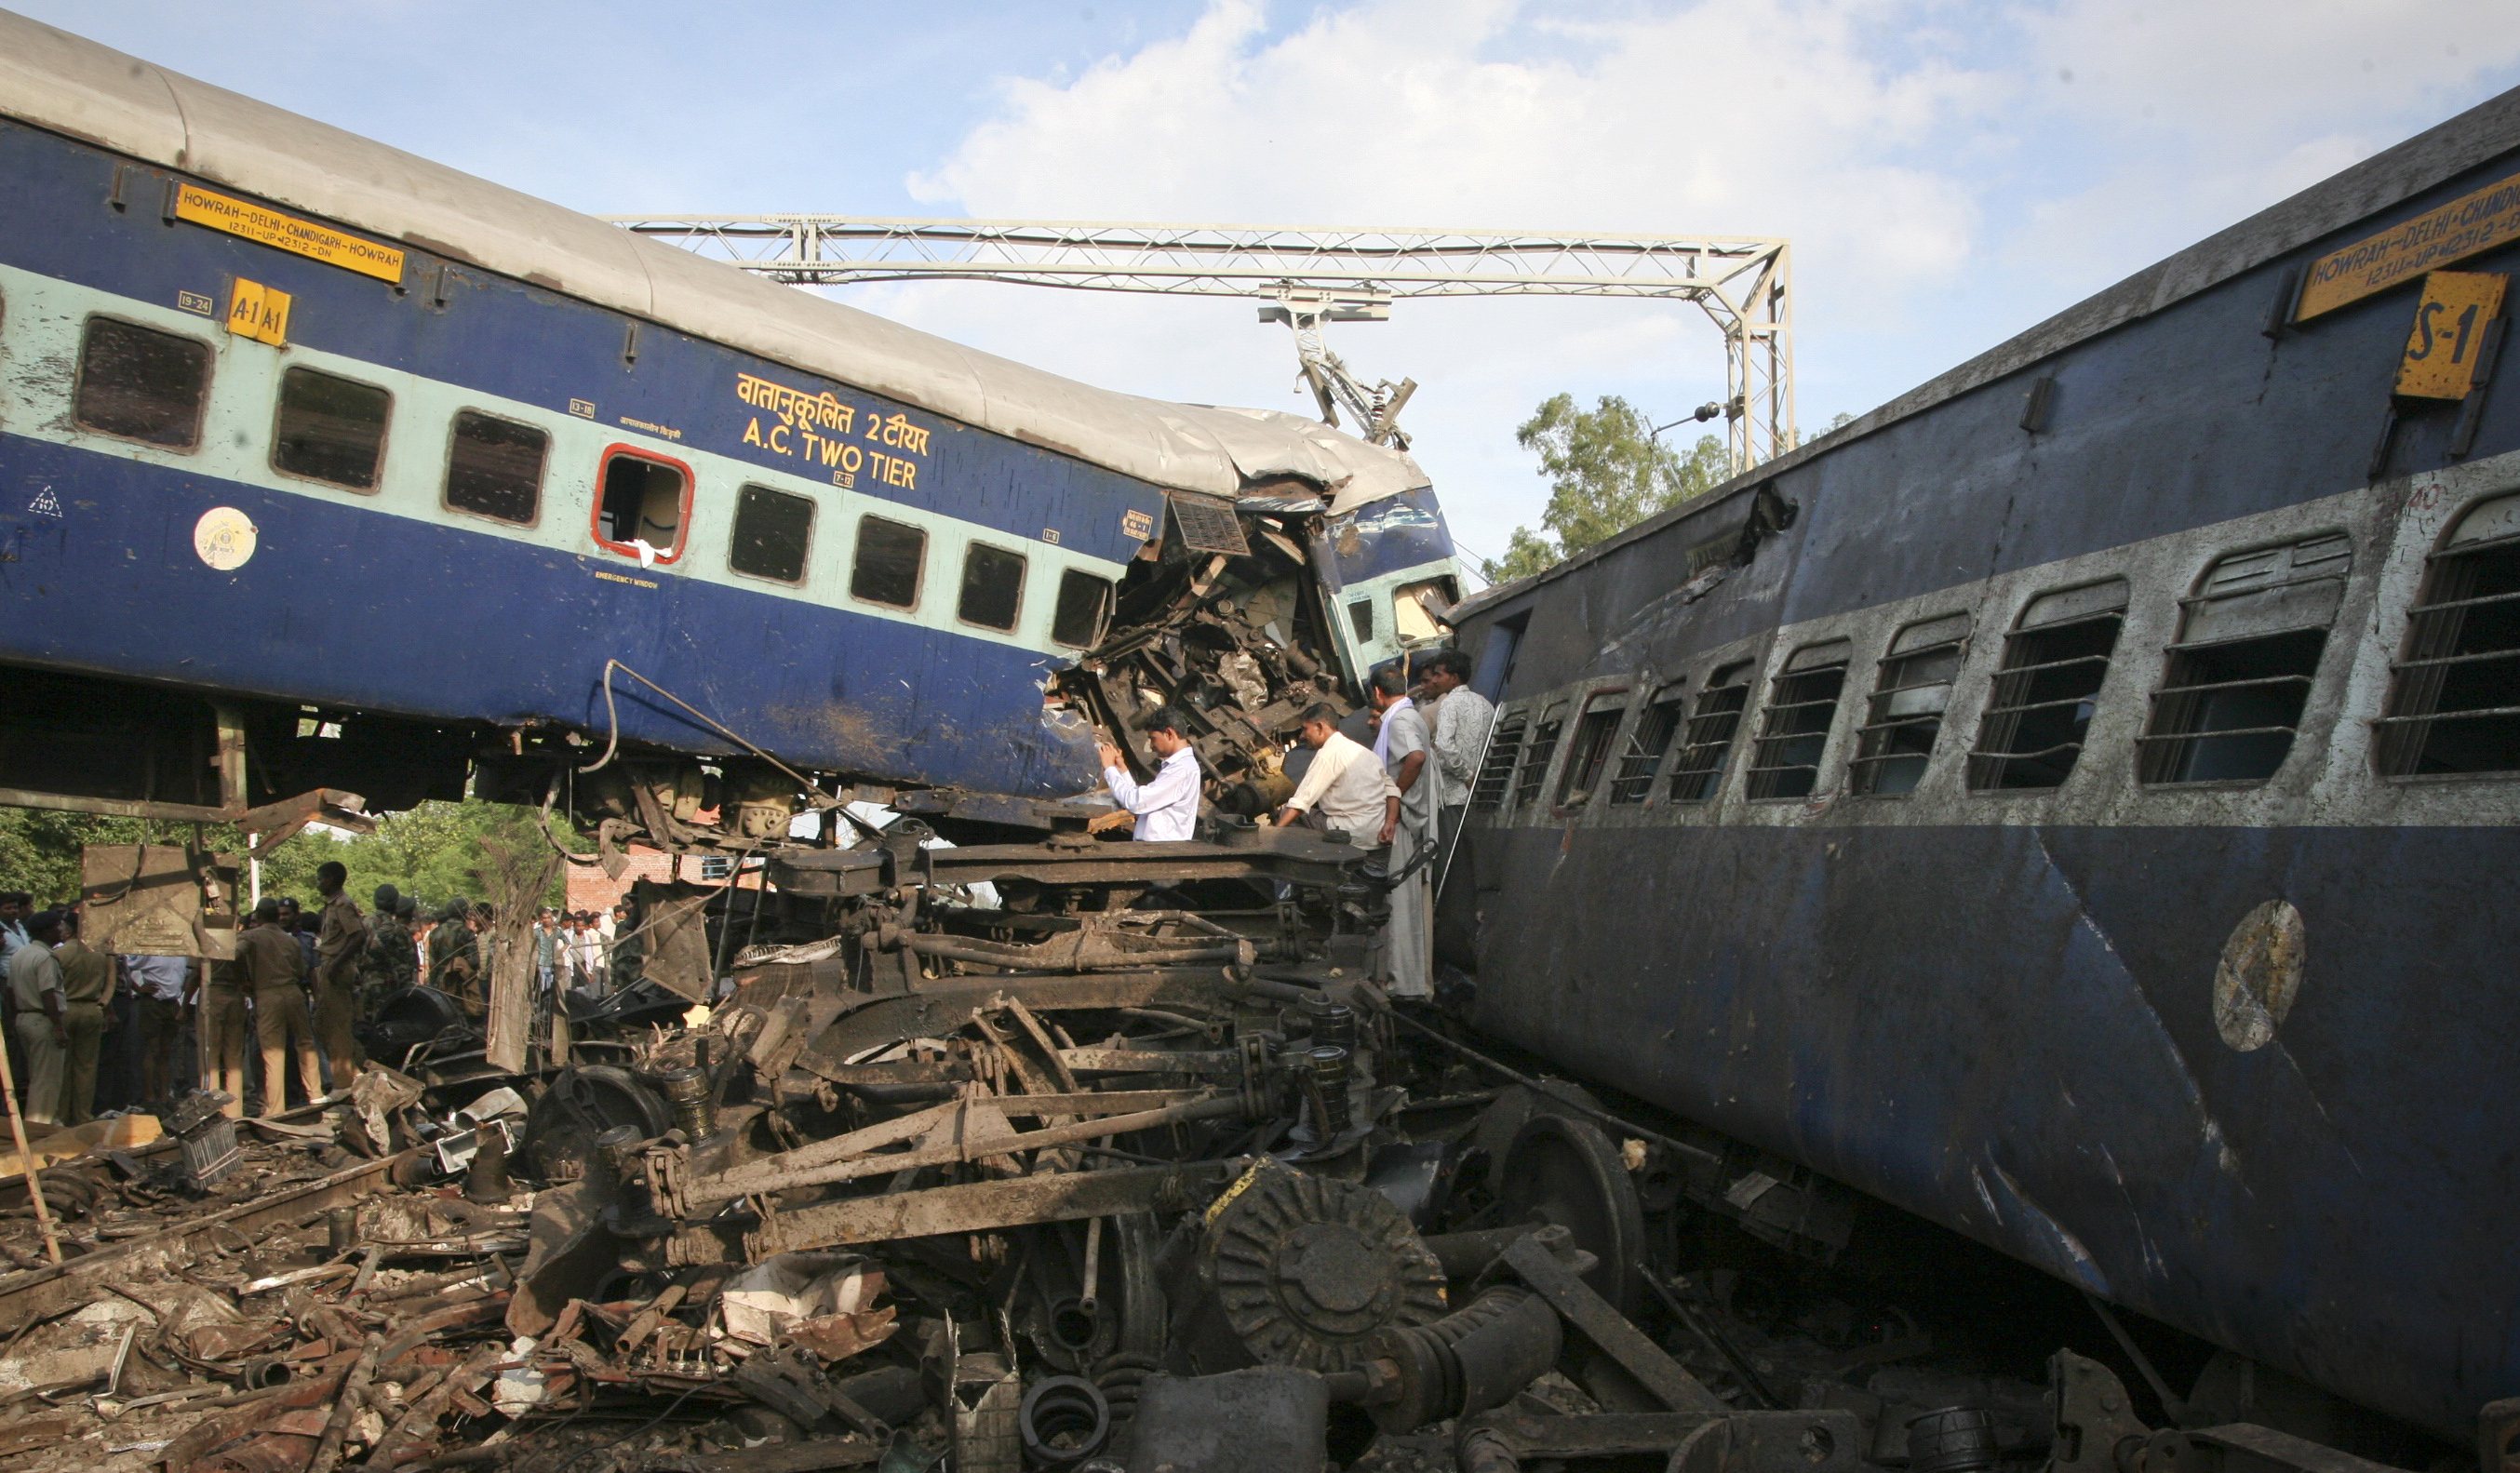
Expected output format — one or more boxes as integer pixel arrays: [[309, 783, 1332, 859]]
[[593, 448, 690, 563], [1849, 613, 1971, 797], [1470, 714, 1528, 810], [442, 409, 546, 525], [1393, 577, 1456, 642], [1748, 640, 1853, 800], [728, 484, 814, 583], [1556, 693, 1629, 808], [271, 368, 390, 490], [958, 543, 1028, 632], [1968, 578, 2129, 791], [2377, 494, 2520, 776], [1348, 598, 1377, 643], [1512, 704, 1568, 810], [1669, 661, 1753, 803], [1608, 683, 1686, 804], [1051, 569, 1115, 649], [2140, 534, 2351, 784], [74, 316, 211, 449], [851, 515, 926, 609]]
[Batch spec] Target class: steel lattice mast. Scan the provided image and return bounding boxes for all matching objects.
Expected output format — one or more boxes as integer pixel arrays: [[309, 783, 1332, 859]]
[[602, 216, 1793, 473]]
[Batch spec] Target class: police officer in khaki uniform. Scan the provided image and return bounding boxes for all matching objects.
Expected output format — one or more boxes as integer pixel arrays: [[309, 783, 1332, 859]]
[[7, 911, 67, 1127], [52, 911, 111, 1126], [201, 944, 250, 1119], [311, 863, 364, 1091], [237, 897, 317, 1117]]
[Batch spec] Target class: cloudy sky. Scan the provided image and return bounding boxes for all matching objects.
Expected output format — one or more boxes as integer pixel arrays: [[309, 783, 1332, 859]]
[[19, 1, 2520, 572]]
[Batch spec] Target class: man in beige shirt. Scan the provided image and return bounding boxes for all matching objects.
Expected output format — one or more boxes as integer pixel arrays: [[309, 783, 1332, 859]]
[[52, 911, 112, 1126], [1270, 704, 1401, 845]]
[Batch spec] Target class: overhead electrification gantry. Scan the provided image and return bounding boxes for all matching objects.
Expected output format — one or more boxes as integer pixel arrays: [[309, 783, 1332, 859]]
[[603, 217, 1794, 473]]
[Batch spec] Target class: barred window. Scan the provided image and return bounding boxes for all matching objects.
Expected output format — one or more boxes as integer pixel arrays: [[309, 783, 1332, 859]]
[[74, 316, 210, 449], [1555, 694, 1629, 808], [1747, 640, 1852, 800], [1470, 714, 1528, 810], [2140, 534, 2350, 784], [1669, 662, 1752, 803], [1968, 579, 2128, 791], [1848, 614, 1970, 797], [1608, 684, 1686, 804], [1511, 703, 1568, 810], [2377, 494, 2520, 776]]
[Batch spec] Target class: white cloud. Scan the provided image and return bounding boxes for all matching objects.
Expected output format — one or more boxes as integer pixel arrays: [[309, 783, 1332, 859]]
[[862, 0, 2520, 563]]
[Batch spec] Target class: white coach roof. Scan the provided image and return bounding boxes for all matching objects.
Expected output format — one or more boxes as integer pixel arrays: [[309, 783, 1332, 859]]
[[0, 11, 1431, 508]]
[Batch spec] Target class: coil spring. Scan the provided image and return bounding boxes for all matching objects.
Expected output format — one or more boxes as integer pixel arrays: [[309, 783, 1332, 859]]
[[1093, 1352, 1159, 1426]]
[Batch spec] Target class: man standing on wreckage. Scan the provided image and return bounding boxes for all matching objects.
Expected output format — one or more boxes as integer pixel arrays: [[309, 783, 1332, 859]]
[[1269, 701, 1430, 1000], [1096, 708, 1204, 842]]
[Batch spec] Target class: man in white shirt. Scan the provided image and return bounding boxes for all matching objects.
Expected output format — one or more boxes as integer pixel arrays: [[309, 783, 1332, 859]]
[[1271, 705, 1400, 846], [0, 891, 29, 983], [1370, 667, 1436, 999], [1098, 710, 1203, 842]]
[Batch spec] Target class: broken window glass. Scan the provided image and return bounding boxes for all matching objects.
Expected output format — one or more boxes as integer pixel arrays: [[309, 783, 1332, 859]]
[[443, 409, 545, 525], [596, 450, 688, 560], [272, 367, 390, 489], [1669, 662, 1751, 803], [74, 316, 210, 449], [1968, 579, 2128, 791], [1747, 640, 1852, 800], [1470, 714, 1527, 810], [851, 515, 926, 609], [729, 484, 814, 583], [2378, 493, 2520, 776], [2140, 533, 2350, 784], [1609, 683, 1686, 804], [1051, 569, 1113, 649], [1393, 577, 1456, 643], [1849, 613, 1970, 797], [1512, 703, 1567, 810], [1555, 695, 1629, 808], [958, 542, 1027, 631]]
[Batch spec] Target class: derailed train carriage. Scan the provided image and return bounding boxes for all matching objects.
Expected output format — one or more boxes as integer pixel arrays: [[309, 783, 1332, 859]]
[[1446, 87, 2520, 1440], [0, 12, 1459, 852]]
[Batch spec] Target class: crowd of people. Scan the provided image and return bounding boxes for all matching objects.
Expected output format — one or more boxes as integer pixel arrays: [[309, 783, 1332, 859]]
[[0, 870, 646, 1132], [1099, 648, 1496, 1003]]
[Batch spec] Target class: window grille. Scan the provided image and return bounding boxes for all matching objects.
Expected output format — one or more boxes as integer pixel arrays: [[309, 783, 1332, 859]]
[[1747, 641, 1851, 800], [1555, 697, 1629, 807], [1848, 613, 1969, 797], [1669, 663, 1752, 803], [1968, 579, 2128, 791], [1470, 715, 1527, 810], [1608, 685, 1685, 804], [2377, 493, 2520, 776], [2139, 533, 2350, 784], [1511, 704, 1567, 810]]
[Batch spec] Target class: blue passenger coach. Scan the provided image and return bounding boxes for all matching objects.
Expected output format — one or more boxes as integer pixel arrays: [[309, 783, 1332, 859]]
[[0, 15, 1454, 830], [1449, 87, 2520, 1441]]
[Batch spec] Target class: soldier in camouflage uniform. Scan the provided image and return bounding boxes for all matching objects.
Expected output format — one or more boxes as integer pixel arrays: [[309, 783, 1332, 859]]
[[357, 883, 416, 1018]]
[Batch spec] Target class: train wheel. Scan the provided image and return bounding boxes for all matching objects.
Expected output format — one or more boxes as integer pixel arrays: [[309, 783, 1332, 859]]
[[1496, 1111, 1648, 1319]]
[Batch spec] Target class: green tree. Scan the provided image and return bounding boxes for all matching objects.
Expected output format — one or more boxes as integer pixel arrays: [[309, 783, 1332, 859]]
[[1482, 394, 1729, 583], [0, 799, 575, 914]]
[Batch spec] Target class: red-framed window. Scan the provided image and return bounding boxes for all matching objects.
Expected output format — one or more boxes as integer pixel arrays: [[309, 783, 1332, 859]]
[[590, 443, 694, 564]]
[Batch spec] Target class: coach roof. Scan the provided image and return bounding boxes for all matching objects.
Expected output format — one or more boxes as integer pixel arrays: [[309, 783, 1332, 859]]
[[0, 11, 1430, 514]]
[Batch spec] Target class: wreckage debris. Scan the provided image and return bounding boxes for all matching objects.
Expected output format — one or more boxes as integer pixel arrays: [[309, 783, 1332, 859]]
[[0, 828, 2466, 1473]]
